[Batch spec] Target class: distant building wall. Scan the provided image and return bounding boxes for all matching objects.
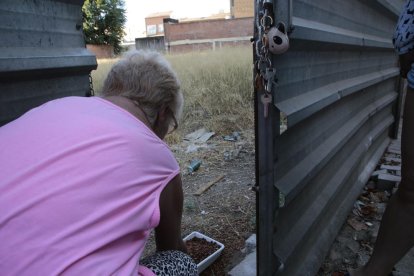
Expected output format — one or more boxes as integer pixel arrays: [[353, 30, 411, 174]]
[[164, 17, 253, 53], [135, 36, 165, 52], [231, 0, 254, 18], [145, 14, 170, 36], [86, 44, 114, 59]]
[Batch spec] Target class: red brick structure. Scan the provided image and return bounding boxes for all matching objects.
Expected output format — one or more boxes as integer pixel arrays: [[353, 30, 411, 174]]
[[145, 12, 171, 36], [86, 44, 114, 59], [164, 17, 253, 53], [231, 0, 254, 18]]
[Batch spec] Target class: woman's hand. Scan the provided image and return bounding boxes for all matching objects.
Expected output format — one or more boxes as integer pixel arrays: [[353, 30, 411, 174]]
[[399, 50, 414, 78]]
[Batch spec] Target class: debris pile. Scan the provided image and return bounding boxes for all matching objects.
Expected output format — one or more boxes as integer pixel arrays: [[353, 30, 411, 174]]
[[319, 137, 407, 275]]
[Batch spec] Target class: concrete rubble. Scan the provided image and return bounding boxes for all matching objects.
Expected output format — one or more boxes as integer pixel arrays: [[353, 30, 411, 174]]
[[228, 234, 256, 276], [319, 124, 414, 275], [183, 128, 215, 153]]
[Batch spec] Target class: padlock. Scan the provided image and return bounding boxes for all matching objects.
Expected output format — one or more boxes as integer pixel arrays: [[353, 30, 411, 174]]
[[267, 22, 289, 55], [263, 0, 273, 10]]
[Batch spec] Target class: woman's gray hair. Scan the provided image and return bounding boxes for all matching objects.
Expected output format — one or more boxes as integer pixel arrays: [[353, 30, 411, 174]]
[[101, 50, 183, 126]]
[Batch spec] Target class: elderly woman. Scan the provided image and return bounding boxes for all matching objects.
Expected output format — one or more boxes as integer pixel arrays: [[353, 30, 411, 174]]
[[0, 51, 197, 275]]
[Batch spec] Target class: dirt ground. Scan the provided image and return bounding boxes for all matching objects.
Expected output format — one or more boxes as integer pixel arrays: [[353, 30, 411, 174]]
[[143, 129, 257, 275]]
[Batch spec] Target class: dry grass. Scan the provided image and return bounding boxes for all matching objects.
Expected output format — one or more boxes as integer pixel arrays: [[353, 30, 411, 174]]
[[91, 58, 117, 93], [91, 47, 254, 143]]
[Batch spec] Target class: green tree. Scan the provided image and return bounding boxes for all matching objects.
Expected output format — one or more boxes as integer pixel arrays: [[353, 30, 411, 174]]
[[82, 0, 126, 54]]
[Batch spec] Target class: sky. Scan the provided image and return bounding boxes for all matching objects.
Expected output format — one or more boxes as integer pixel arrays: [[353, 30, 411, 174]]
[[124, 0, 230, 41]]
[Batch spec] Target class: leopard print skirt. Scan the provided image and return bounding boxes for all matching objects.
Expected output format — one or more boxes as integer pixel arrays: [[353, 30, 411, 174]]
[[140, 250, 198, 276]]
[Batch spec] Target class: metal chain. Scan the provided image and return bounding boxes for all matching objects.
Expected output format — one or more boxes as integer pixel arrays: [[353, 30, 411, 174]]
[[256, 0, 274, 95], [255, 0, 276, 119], [88, 73, 95, 97]]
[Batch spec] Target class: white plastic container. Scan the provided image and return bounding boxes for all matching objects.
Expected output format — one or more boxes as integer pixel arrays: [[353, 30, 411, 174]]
[[183, 231, 225, 274]]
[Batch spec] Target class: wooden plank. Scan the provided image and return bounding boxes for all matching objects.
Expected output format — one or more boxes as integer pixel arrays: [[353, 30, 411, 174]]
[[193, 175, 225, 196]]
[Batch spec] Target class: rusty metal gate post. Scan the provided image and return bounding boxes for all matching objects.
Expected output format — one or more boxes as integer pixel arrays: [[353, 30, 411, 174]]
[[254, 0, 291, 274], [254, 60, 279, 276]]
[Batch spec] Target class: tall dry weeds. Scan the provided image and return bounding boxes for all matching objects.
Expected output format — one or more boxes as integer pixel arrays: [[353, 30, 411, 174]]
[[91, 47, 254, 144]]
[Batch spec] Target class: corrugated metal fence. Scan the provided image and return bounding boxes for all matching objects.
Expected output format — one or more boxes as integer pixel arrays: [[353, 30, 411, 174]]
[[255, 0, 405, 275], [0, 0, 97, 126]]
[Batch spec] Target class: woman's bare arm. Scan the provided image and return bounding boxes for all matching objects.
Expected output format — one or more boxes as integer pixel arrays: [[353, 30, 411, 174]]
[[155, 174, 187, 253]]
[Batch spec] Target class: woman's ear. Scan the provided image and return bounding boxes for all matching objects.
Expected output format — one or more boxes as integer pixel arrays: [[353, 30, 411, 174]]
[[158, 106, 169, 120], [153, 106, 172, 139]]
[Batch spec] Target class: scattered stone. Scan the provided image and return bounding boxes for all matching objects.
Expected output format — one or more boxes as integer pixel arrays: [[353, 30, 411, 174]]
[[224, 147, 243, 160], [357, 252, 370, 267], [360, 205, 377, 218], [387, 148, 401, 155], [384, 153, 400, 159], [384, 157, 401, 163], [329, 248, 342, 261], [346, 239, 360, 254], [244, 234, 256, 254], [184, 128, 215, 153], [353, 230, 370, 241], [372, 191, 389, 202], [352, 208, 363, 217], [368, 192, 381, 203], [336, 236, 349, 245], [184, 128, 215, 143], [388, 144, 401, 150], [371, 169, 388, 178], [377, 174, 401, 191], [380, 164, 401, 171], [365, 222, 373, 227], [223, 132, 241, 142], [184, 198, 197, 212], [354, 200, 366, 210], [384, 190, 392, 198], [376, 203, 387, 214], [347, 217, 368, 231]]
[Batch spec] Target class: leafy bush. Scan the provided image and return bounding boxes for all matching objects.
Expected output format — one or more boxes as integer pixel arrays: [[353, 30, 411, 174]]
[[82, 0, 126, 54]]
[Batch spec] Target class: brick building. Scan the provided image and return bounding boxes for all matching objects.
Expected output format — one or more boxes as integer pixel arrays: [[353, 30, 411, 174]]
[[138, 1, 254, 52], [145, 11, 171, 36], [164, 17, 253, 53], [231, 0, 254, 18]]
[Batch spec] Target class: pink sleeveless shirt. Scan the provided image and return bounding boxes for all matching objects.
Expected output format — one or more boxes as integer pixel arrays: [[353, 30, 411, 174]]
[[0, 97, 179, 275]]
